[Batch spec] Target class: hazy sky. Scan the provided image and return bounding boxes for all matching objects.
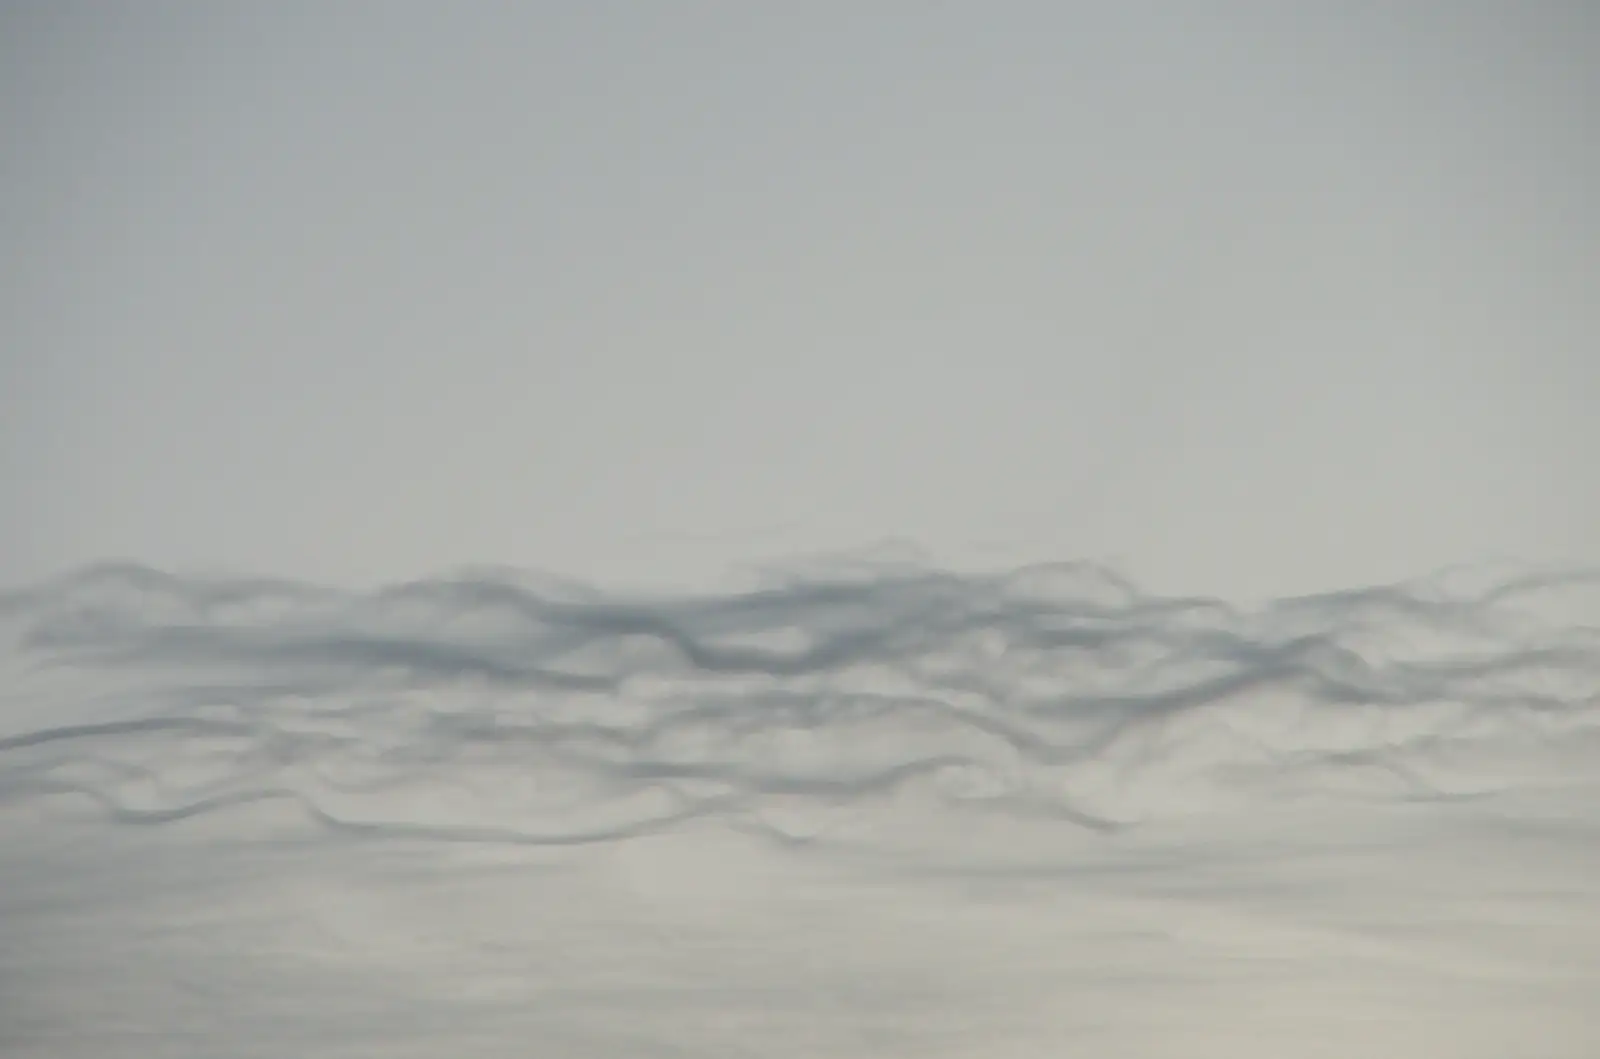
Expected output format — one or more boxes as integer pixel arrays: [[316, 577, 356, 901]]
[[4, 2, 1596, 598], [5, 12, 1600, 1052]]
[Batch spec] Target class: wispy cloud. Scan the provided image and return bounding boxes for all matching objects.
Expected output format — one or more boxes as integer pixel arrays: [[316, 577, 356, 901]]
[[4, 557, 1600, 1056], [3, 557, 1596, 852]]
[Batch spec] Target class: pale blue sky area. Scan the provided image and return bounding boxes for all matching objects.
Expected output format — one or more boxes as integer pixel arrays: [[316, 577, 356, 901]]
[[4, 3, 1596, 598]]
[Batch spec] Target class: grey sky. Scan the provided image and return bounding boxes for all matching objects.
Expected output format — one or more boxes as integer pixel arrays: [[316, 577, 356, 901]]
[[4, 3, 1596, 598]]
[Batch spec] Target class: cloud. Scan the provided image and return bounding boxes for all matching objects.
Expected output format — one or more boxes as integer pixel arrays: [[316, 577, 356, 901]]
[[5, 555, 1600, 1056], [3, 556, 1596, 854]]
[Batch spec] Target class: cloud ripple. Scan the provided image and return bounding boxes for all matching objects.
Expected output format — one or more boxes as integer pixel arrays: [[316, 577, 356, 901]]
[[2, 558, 1597, 855]]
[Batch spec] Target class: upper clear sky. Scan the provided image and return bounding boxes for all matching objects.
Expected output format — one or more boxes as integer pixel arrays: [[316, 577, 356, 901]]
[[3, 3, 1596, 599]]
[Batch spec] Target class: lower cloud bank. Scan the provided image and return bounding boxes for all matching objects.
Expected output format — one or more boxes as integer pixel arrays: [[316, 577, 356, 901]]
[[2, 558, 1598, 1056]]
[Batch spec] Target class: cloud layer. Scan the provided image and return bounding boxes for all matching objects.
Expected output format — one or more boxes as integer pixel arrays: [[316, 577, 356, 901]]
[[4, 557, 1600, 1057], [4, 557, 1597, 853]]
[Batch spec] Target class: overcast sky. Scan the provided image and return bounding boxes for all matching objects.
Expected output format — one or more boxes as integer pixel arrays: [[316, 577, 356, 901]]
[[4, 2, 1596, 599]]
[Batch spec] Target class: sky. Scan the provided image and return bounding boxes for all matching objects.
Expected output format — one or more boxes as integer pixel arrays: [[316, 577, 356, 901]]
[[4, 7, 1600, 1056], [3, 2, 1597, 600]]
